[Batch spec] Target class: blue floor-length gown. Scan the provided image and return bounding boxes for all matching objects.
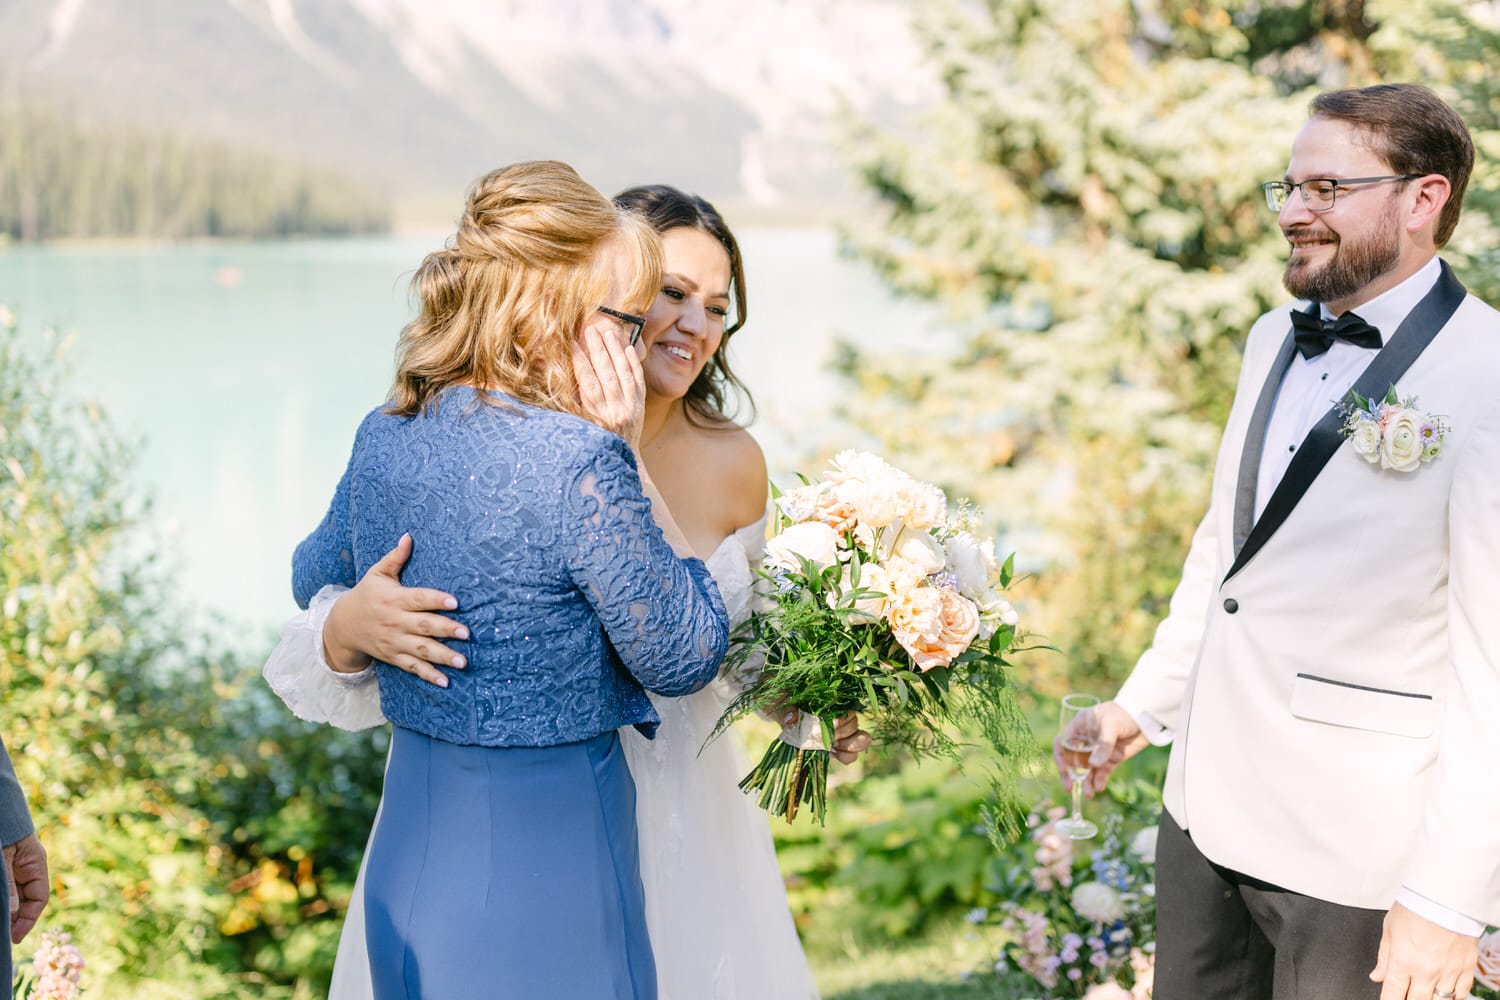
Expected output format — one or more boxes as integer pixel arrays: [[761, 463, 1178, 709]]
[[292, 387, 729, 999]]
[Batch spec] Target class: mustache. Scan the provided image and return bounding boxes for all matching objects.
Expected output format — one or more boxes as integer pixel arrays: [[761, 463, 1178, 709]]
[[1282, 223, 1337, 243]]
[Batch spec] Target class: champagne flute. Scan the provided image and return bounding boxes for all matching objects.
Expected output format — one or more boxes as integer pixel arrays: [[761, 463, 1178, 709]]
[[1056, 693, 1100, 839]]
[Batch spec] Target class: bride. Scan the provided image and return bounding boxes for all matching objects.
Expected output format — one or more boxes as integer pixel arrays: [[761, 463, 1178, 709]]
[[265, 184, 867, 999]]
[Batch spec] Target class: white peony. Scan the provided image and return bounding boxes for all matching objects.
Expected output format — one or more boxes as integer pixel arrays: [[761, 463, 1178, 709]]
[[765, 521, 841, 573], [1348, 419, 1381, 463], [832, 477, 905, 529], [1379, 408, 1425, 472], [1072, 881, 1127, 923], [882, 526, 946, 576], [899, 480, 947, 530], [825, 449, 901, 484], [944, 531, 997, 599], [1129, 825, 1159, 865]]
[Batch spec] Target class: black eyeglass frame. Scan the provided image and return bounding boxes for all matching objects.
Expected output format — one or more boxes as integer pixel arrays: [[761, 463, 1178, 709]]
[[597, 306, 647, 346], [1262, 174, 1423, 213]]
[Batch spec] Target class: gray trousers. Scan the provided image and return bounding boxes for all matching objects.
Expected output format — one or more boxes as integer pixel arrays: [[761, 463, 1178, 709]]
[[1154, 810, 1387, 1000]]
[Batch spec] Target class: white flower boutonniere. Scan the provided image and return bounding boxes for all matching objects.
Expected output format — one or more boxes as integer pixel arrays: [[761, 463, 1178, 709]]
[[1338, 385, 1449, 472]]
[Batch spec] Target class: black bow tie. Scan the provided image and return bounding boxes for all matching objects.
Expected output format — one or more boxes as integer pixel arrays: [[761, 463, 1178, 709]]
[[1289, 309, 1383, 360]]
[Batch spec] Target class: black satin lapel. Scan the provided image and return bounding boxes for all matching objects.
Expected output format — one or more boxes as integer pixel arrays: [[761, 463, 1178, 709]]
[[1233, 331, 1299, 555], [1223, 261, 1468, 585]]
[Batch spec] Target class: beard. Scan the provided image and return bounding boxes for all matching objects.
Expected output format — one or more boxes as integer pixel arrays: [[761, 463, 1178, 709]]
[[1282, 199, 1402, 305]]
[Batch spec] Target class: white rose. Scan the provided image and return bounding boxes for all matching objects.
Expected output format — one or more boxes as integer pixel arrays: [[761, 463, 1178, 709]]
[[1348, 419, 1381, 463], [1072, 880, 1127, 923], [765, 521, 841, 573], [1379, 408, 1424, 472], [1476, 929, 1500, 989], [944, 531, 997, 599], [883, 527, 946, 576], [840, 560, 892, 621], [975, 589, 1019, 639], [1129, 825, 1158, 865]]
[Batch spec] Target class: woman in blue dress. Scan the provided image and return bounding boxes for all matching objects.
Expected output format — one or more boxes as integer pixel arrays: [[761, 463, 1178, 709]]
[[290, 160, 729, 1000]]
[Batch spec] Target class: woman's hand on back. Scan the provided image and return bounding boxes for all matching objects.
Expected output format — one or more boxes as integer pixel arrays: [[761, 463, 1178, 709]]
[[323, 533, 469, 688]]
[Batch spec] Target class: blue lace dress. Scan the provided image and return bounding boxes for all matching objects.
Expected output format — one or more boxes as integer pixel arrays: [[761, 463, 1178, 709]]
[[293, 386, 729, 1000]]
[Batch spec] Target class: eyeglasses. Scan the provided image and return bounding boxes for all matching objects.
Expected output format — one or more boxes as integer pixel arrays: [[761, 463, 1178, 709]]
[[597, 306, 646, 347], [1262, 174, 1422, 213]]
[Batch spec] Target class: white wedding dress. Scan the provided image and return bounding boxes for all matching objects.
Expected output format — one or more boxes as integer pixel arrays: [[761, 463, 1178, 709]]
[[263, 517, 818, 1000]]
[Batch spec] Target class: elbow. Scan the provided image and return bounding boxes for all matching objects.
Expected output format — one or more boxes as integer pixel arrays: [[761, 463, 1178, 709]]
[[662, 615, 730, 697]]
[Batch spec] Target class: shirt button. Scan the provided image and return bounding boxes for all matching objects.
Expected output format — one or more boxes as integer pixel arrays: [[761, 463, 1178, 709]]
[[1321, 373, 1329, 381], [1223, 598, 1239, 614], [1288, 445, 1295, 453]]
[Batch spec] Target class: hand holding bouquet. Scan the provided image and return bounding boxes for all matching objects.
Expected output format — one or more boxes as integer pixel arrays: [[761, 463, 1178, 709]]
[[709, 450, 1033, 824]]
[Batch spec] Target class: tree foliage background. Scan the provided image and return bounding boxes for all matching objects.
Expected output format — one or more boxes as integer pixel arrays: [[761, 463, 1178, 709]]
[[836, 0, 1500, 694], [1, 319, 388, 996]]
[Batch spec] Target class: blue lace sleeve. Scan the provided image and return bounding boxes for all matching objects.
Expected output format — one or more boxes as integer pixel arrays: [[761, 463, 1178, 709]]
[[292, 429, 361, 610], [563, 437, 729, 697]]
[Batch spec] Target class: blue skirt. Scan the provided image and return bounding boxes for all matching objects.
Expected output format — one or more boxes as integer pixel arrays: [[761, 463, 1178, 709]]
[[364, 727, 656, 999]]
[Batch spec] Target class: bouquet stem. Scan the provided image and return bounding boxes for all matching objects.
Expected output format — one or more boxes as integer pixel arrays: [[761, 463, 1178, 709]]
[[739, 738, 831, 824]]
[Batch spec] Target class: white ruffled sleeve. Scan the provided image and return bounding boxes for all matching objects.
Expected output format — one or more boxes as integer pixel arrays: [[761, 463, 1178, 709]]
[[262, 585, 389, 731]]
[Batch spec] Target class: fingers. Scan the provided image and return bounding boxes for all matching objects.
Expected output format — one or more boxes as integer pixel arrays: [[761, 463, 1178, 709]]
[[371, 533, 414, 578], [832, 729, 872, 764], [388, 651, 458, 688], [9, 837, 47, 943]]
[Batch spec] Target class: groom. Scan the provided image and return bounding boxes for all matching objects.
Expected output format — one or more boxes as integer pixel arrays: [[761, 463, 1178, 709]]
[[1070, 83, 1500, 1000]]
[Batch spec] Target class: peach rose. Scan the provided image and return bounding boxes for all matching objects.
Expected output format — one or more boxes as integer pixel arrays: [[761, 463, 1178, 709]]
[[1476, 929, 1500, 990], [937, 588, 980, 653], [1083, 985, 1133, 1000]]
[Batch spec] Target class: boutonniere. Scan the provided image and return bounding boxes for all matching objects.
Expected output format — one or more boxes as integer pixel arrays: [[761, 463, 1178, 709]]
[[1338, 385, 1449, 472]]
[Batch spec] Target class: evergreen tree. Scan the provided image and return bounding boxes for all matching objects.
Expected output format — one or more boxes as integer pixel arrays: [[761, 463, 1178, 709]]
[[836, 0, 1500, 691]]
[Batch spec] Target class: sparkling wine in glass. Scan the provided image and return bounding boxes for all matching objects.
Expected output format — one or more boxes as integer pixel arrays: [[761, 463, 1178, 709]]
[[1056, 693, 1100, 840]]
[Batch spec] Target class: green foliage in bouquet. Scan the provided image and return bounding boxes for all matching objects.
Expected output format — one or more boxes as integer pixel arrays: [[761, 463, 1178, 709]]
[[708, 454, 1040, 827]]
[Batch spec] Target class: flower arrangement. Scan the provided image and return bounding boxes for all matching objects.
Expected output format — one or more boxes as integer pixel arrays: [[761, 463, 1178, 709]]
[[708, 450, 1033, 824], [12, 930, 86, 1000], [975, 795, 1158, 999], [1475, 929, 1500, 999], [1338, 385, 1448, 472]]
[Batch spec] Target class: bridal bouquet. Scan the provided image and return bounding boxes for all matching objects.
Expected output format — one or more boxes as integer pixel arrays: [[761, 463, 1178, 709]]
[[709, 450, 1032, 825]]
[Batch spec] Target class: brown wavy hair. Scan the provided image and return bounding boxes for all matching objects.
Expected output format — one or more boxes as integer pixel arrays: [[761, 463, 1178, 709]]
[[389, 161, 663, 418], [612, 185, 754, 426], [1310, 84, 1474, 247]]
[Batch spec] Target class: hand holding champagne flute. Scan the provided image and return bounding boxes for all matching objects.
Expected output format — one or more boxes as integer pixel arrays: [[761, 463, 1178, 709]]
[[1055, 693, 1100, 839]]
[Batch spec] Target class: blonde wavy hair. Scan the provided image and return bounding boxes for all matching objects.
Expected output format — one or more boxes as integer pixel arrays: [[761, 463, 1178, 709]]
[[389, 160, 663, 418]]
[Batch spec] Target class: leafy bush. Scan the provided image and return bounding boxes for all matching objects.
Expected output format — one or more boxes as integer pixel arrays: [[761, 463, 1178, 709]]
[[0, 316, 382, 996]]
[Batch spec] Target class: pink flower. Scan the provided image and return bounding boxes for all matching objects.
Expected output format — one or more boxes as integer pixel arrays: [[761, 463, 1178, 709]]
[[27, 930, 85, 1000], [1476, 929, 1500, 989]]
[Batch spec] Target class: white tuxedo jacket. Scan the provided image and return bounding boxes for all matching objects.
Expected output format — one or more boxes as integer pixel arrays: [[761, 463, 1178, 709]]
[[1118, 262, 1500, 925]]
